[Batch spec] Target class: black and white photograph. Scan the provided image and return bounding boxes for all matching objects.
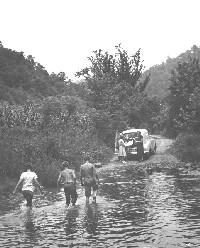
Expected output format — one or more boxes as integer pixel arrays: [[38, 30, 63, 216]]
[[0, 0, 200, 247]]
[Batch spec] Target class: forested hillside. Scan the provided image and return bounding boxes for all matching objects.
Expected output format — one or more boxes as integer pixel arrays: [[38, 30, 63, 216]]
[[143, 44, 200, 163], [0, 42, 70, 104], [142, 45, 200, 99]]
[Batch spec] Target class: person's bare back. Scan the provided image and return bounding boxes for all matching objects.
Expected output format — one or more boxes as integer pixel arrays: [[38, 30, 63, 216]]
[[80, 156, 99, 204], [57, 161, 77, 207], [60, 168, 76, 184], [80, 162, 95, 178]]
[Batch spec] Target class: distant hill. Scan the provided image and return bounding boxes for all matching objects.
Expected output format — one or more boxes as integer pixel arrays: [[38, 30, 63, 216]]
[[1, 42, 200, 105], [142, 45, 200, 99], [0, 43, 70, 104]]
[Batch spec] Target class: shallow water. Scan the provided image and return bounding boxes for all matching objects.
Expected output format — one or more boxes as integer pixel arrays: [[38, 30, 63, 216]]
[[1, 165, 200, 248]]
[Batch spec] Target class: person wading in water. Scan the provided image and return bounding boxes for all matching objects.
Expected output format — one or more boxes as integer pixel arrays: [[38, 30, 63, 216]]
[[57, 161, 77, 208], [80, 155, 99, 205], [13, 162, 44, 208]]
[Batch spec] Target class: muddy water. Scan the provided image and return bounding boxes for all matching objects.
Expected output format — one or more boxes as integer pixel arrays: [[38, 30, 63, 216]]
[[1, 164, 200, 248]]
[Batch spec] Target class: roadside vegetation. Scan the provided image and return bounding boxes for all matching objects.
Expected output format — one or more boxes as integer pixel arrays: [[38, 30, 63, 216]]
[[170, 133, 200, 164], [1, 41, 200, 193], [155, 46, 200, 163]]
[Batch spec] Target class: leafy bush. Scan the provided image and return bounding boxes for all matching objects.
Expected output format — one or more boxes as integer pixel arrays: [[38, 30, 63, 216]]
[[34, 159, 61, 187], [0, 123, 114, 187], [0, 127, 25, 178], [172, 133, 200, 162], [0, 177, 17, 195]]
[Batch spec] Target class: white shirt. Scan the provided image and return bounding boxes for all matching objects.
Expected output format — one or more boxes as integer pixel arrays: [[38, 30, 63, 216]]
[[20, 171, 38, 192]]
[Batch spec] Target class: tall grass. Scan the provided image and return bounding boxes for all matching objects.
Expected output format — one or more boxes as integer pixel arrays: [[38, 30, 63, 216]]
[[0, 125, 113, 189]]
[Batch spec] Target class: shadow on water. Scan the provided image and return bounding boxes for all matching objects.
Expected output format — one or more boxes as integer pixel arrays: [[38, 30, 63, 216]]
[[1, 166, 200, 247], [82, 204, 100, 236], [64, 206, 80, 236], [23, 209, 41, 245]]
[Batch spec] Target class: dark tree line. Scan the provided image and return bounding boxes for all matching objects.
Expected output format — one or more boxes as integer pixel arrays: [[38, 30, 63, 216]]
[[168, 56, 200, 135]]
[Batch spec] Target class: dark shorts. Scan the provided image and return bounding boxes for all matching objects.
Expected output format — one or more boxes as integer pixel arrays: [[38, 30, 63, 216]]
[[63, 183, 78, 205], [84, 177, 98, 197], [22, 190, 33, 207]]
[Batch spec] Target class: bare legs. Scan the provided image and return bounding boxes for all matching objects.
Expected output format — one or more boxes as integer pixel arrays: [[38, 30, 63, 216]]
[[86, 197, 90, 205], [92, 189, 97, 203], [85, 189, 98, 205]]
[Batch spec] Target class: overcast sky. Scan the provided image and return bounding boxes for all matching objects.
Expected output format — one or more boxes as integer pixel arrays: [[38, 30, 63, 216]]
[[1, 0, 200, 80]]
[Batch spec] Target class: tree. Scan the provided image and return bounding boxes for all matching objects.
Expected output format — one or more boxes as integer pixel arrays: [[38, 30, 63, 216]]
[[75, 45, 153, 147], [76, 44, 145, 86], [168, 57, 200, 134]]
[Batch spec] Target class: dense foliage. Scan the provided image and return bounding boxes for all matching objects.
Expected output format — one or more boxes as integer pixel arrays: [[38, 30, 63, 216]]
[[171, 133, 200, 163], [0, 46, 71, 104], [0, 43, 114, 186], [142, 45, 200, 136], [168, 57, 200, 135], [2, 40, 200, 189], [142, 45, 200, 98], [146, 45, 200, 162], [1, 43, 160, 187], [76, 45, 160, 138]]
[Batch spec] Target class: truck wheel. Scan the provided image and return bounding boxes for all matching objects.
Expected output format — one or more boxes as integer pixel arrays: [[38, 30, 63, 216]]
[[145, 152, 150, 159]]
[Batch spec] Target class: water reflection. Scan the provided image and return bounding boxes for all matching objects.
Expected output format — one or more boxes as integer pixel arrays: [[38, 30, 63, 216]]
[[23, 208, 41, 246], [83, 204, 99, 235], [64, 206, 79, 236], [1, 165, 200, 247]]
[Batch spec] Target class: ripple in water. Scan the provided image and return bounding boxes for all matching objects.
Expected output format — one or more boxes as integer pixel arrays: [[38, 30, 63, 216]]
[[1, 167, 200, 247]]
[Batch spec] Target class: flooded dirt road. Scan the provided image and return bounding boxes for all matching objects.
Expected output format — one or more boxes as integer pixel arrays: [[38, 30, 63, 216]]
[[1, 136, 200, 248]]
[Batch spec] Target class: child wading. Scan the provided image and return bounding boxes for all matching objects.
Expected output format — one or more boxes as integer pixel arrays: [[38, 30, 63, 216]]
[[80, 155, 99, 205], [57, 161, 77, 207], [13, 163, 43, 208]]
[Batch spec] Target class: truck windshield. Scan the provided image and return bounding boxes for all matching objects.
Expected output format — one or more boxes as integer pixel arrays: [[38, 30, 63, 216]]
[[124, 132, 137, 140]]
